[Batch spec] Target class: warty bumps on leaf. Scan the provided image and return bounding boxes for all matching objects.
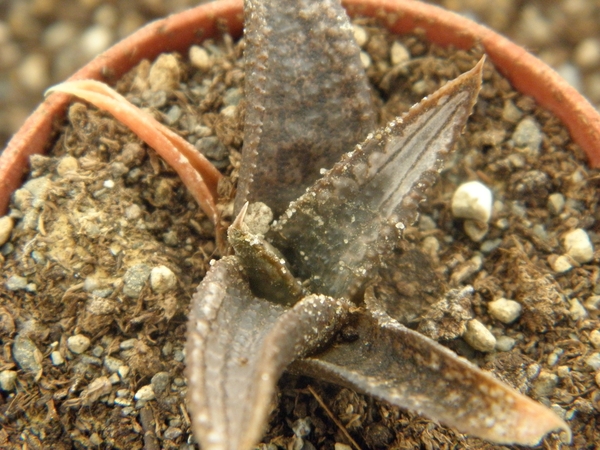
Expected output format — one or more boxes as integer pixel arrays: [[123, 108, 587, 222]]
[[185, 0, 571, 449]]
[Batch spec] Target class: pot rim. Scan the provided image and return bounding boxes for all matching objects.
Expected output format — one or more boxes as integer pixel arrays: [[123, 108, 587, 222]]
[[1, 0, 598, 215]]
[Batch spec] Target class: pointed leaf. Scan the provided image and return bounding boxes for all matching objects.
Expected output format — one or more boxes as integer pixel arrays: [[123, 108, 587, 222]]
[[186, 257, 350, 450], [269, 59, 484, 299], [235, 0, 376, 217], [228, 203, 305, 306], [291, 290, 570, 446]]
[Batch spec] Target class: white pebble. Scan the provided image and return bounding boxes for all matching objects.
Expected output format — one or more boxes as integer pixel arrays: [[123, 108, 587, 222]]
[[80, 25, 113, 59], [585, 353, 600, 371], [590, 330, 600, 349], [17, 53, 49, 92], [585, 295, 600, 311], [56, 156, 79, 176], [359, 51, 371, 69], [550, 254, 573, 273], [569, 298, 588, 321], [0, 216, 14, 246], [488, 298, 522, 324], [563, 228, 594, 263], [463, 319, 496, 352], [150, 265, 177, 293], [189, 45, 211, 71], [512, 117, 542, 152], [149, 53, 181, 92], [352, 24, 368, 47], [463, 219, 488, 242], [495, 335, 516, 352], [134, 384, 155, 401], [50, 351, 65, 365], [575, 38, 600, 69], [390, 41, 410, 65], [67, 334, 91, 354], [451, 181, 493, 222], [0, 370, 18, 391], [547, 193, 565, 215]]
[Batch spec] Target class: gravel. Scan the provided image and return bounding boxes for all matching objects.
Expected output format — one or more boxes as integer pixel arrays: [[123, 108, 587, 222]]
[[3, 0, 600, 154]]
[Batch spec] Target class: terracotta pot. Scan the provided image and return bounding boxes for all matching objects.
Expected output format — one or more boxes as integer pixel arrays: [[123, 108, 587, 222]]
[[1, 0, 599, 218]]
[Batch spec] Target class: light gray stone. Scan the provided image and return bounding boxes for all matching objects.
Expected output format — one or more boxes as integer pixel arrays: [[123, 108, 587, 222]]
[[463, 319, 496, 352], [13, 335, 42, 373], [0, 370, 18, 391], [487, 298, 522, 324], [67, 334, 91, 354], [451, 181, 493, 222], [564, 228, 594, 263], [150, 265, 177, 294]]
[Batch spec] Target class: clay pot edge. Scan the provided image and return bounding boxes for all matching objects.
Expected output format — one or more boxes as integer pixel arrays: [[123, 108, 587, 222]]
[[1, 0, 598, 216]]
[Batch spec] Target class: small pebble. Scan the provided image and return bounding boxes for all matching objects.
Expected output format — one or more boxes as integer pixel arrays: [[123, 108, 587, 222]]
[[557, 366, 570, 378], [6, 275, 27, 291], [352, 24, 368, 47], [569, 298, 588, 321], [463, 319, 496, 352], [150, 265, 177, 293], [118, 365, 130, 380], [585, 353, 600, 371], [359, 51, 371, 68], [595, 372, 600, 389], [547, 192, 565, 215], [0, 370, 18, 391], [0, 216, 14, 245], [390, 41, 410, 65], [501, 100, 523, 123], [120, 338, 137, 350], [164, 427, 183, 440], [495, 335, 516, 352], [104, 356, 124, 373], [67, 334, 91, 354], [533, 371, 558, 397], [335, 444, 353, 450], [590, 330, 600, 349], [151, 371, 170, 396], [56, 156, 78, 175], [585, 295, 600, 311], [487, 298, 522, 324], [134, 384, 156, 402], [189, 45, 211, 71], [563, 228, 594, 263], [575, 37, 600, 68], [148, 53, 181, 91], [122, 264, 151, 298], [451, 181, 493, 222], [463, 219, 488, 242], [13, 335, 42, 373], [512, 117, 542, 152], [51, 351, 65, 365], [550, 254, 573, 273], [80, 24, 112, 58], [480, 238, 502, 254]]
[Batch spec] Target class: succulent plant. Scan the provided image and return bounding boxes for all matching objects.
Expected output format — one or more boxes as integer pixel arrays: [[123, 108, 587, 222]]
[[49, 0, 571, 449]]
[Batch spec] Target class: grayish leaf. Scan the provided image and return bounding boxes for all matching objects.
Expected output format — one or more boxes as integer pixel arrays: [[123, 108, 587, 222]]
[[269, 59, 484, 299], [291, 287, 571, 446], [186, 256, 350, 450], [236, 0, 376, 217]]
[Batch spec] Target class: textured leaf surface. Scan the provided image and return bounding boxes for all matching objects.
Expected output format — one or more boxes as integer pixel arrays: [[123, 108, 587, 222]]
[[269, 59, 484, 299], [235, 0, 375, 217], [291, 289, 571, 446], [186, 257, 350, 450]]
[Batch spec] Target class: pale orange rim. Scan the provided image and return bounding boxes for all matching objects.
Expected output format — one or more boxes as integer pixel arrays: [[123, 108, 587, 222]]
[[1, 0, 598, 214]]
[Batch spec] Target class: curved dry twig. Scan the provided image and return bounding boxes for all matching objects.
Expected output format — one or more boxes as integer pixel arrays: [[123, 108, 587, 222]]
[[46, 80, 222, 224]]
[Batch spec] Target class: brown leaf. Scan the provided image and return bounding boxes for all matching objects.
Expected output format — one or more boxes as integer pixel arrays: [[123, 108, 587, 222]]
[[186, 257, 350, 450], [235, 0, 376, 217], [292, 289, 571, 446], [269, 59, 484, 299]]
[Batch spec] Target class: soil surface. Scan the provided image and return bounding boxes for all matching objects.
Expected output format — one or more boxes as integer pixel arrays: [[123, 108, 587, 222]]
[[1, 17, 600, 450]]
